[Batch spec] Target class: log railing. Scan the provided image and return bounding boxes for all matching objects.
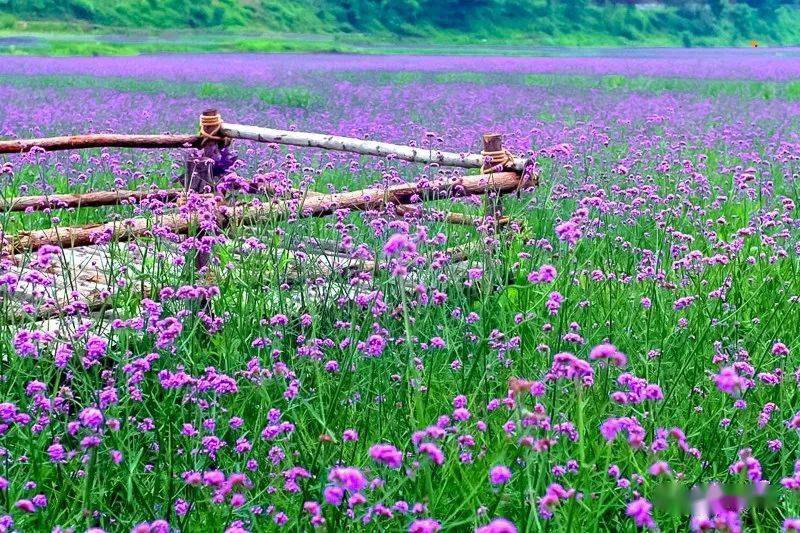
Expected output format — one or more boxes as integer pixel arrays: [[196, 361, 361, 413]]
[[0, 111, 532, 174], [219, 123, 530, 172], [0, 134, 201, 154]]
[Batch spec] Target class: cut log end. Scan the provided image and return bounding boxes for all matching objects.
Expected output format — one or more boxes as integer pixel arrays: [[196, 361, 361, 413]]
[[482, 133, 503, 153]]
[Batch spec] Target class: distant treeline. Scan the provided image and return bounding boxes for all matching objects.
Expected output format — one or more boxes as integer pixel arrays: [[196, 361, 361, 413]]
[[2, 0, 800, 45]]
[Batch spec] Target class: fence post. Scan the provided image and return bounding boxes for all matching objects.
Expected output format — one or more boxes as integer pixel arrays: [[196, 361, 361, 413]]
[[185, 108, 224, 274], [482, 133, 503, 222]]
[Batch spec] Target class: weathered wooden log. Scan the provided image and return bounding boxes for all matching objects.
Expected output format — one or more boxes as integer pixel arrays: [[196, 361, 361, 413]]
[[3, 171, 524, 254], [0, 134, 201, 154], [4, 308, 117, 336], [221, 123, 529, 172], [240, 171, 524, 222], [3, 213, 189, 255], [1, 189, 186, 212], [262, 183, 323, 198], [447, 211, 510, 227], [1, 182, 319, 213], [0, 188, 507, 226], [2, 241, 182, 322], [394, 204, 510, 227]]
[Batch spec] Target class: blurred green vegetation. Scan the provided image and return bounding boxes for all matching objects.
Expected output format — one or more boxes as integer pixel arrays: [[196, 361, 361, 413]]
[[1, 0, 799, 51], [0, 36, 350, 56]]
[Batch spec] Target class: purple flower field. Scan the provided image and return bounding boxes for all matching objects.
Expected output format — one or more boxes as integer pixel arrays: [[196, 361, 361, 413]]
[[4, 48, 800, 80], [0, 50, 799, 532]]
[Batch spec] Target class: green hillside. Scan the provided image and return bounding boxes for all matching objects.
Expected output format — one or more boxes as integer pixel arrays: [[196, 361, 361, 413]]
[[1, 0, 800, 48]]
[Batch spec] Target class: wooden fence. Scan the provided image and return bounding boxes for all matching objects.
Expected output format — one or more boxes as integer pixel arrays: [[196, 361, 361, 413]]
[[0, 109, 538, 319]]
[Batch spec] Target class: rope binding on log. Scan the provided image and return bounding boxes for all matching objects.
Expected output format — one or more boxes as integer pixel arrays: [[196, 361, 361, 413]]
[[480, 148, 517, 174], [199, 111, 227, 146]]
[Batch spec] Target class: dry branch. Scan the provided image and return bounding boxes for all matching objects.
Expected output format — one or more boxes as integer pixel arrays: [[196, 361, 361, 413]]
[[221, 123, 529, 172], [1, 183, 320, 213], [0, 134, 201, 154], [1, 189, 186, 212]]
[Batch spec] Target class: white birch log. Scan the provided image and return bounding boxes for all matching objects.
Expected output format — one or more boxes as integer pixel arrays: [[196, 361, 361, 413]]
[[220, 123, 529, 172]]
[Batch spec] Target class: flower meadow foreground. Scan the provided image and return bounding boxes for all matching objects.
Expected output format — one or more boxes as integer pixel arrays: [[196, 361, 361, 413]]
[[0, 50, 799, 531]]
